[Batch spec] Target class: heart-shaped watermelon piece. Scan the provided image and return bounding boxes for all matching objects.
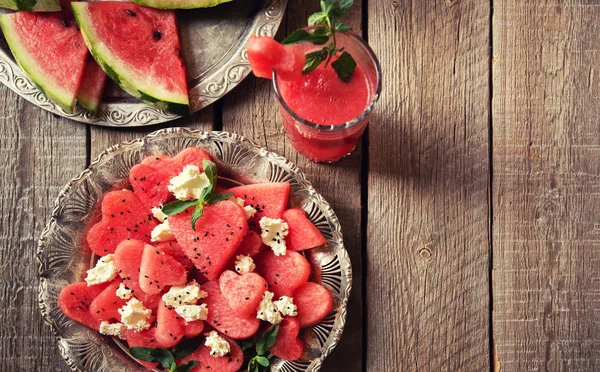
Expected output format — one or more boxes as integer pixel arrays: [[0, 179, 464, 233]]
[[201, 280, 260, 340], [155, 241, 194, 271], [254, 250, 310, 298], [89, 279, 127, 322], [58, 281, 110, 331], [224, 182, 290, 232], [184, 318, 205, 338], [86, 189, 157, 256], [269, 317, 304, 361], [293, 282, 334, 328], [282, 208, 327, 251], [169, 200, 248, 281], [155, 299, 185, 348], [139, 244, 188, 294], [176, 332, 244, 372], [219, 270, 267, 317]]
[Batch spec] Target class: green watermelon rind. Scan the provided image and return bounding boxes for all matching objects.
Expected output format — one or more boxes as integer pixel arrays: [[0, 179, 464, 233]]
[[71, 2, 190, 116], [77, 91, 101, 113], [0, 15, 76, 113], [0, 0, 60, 12], [130, 0, 231, 10]]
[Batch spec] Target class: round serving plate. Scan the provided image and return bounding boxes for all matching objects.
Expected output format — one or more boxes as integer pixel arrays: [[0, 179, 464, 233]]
[[0, 0, 285, 127], [37, 128, 352, 371]]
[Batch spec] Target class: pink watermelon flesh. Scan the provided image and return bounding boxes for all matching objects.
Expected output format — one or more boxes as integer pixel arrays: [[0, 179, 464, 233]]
[[155, 241, 194, 271], [89, 279, 126, 322], [276, 45, 305, 81], [247, 36, 305, 81], [225, 182, 290, 232], [0, 12, 88, 113], [169, 201, 248, 281], [77, 56, 107, 112], [155, 300, 185, 348], [219, 270, 267, 317], [86, 189, 157, 256], [201, 280, 260, 340], [255, 250, 310, 298], [235, 231, 264, 257], [282, 208, 327, 251], [177, 333, 244, 372], [130, 148, 212, 210], [58, 281, 110, 331], [139, 244, 187, 294], [293, 282, 334, 328], [125, 327, 160, 370], [184, 319, 205, 338], [269, 317, 304, 361], [113, 239, 162, 311]]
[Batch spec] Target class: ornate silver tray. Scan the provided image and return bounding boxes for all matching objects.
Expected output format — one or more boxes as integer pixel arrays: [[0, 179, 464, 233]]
[[37, 128, 352, 371], [0, 0, 285, 126]]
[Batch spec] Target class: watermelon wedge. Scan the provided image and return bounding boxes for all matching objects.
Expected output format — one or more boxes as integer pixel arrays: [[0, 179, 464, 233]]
[[89, 279, 127, 322], [225, 182, 290, 231], [131, 0, 231, 10], [0, 0, 60, 12], [269, 318, 304, 361], [248, 36, 305, 81], [72, 2, 189, 115], [177, 333, 244, 372], [293, 282, 333, 328], [77, 56, 106, 113], [0, 12, 88, 113], [58, 281, 111, 331], [282, 208, 327, 251], [254, 250, 310, 298], [139, 244, 187, 294]]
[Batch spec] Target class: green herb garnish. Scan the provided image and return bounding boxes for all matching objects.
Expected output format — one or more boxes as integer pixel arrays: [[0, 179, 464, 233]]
[[129, 336, 203, 372], [241, 325, 280, 372], [282, 0, 356, 82], [161, 159, 233, 231]]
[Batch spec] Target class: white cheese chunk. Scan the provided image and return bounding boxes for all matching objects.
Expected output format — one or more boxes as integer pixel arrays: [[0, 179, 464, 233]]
[[259, 217, 289, 256], [168, 165, 210, 200], [204, 331, 231, 358], [175, 304, 209, 322], [85, 254, 117, 286], [99, 321, 126, 339], [274, 296, 298, 317], [234, 255, 256, 274], [150, 220, 174, 242], [162, 281, 207, 308], [228, 196, 257, 220], [256, 291, 282, 325], [151, 206, 168, 223], [116, 283, 133, 300], [118, 298, 152, 332]]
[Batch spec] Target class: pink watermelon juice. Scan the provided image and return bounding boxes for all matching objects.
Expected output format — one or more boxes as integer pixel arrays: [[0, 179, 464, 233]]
[[273, 30, 381, 162]]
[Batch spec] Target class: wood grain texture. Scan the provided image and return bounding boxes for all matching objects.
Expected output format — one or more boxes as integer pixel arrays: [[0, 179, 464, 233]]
[[0, 90, 86, 371], [492, 1, 600, 370], [366, 0, 491, 370], [220, 2, 365, 371]]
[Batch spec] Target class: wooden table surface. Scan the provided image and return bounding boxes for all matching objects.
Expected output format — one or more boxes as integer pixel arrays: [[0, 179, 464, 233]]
[[1, 0, 599, 371]]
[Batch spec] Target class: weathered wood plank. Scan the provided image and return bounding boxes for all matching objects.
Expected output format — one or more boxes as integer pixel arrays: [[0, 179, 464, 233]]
[[492, 2, 600, 370], [0, 91, 87, 371], [366, 0, 491, 370], [220, 2, 364, 371]]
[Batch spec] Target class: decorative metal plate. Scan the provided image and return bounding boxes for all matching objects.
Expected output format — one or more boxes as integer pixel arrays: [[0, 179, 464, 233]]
[[0, 0, 285, 126], [38, 128, 352, 371]]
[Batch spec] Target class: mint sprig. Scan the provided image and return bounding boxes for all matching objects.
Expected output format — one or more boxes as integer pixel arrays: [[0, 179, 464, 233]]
[[161, 159, 233, 231], [282, 0, 356, 82], [241, 325, 280, 372], [129, 336, 203, 371]]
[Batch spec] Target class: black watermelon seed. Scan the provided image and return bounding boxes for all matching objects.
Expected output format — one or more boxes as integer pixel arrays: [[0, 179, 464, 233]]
[[126, 9, 136, 16]]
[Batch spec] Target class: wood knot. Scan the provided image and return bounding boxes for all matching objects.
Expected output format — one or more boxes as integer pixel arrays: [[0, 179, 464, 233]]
[[418, 247, 432, 261]]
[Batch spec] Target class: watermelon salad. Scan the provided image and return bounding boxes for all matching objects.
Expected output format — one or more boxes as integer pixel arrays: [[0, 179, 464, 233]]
[[58, 147, 334, 371]]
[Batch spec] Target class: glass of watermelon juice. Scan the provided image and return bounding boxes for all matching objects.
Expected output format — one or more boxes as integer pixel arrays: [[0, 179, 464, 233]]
[[273, 29, 381, 163]]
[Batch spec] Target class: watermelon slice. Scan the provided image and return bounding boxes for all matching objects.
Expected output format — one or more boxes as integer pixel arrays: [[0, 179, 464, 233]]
[[248, 36, 305, 81], [155, 241, 193, 271], [77, 56, 107, 113], [72, 1, 189, 115], [254, 250, 310, 298], [201, 280, 260, 340], [124, 327, 161, 370], [131, 0, 231, 10], [155, 300, 185, 347], [293, 282, 333, 328], [58, 282, 110, 330], [184, 319, 205, 338], [86, 189, 157, 256], [177, 333, 244, 372], [89, 279, 127, 322], [225, 182, 290, 231], [269, 318, 303, 361], [219, 270, 267, 317], [169, 201, 248, 281], [282, 208, 327, 251], [0, 12, 88, 113], [235, 231, 264, 258], [139, 244, 187, 294], [0, 0, 60, 11]]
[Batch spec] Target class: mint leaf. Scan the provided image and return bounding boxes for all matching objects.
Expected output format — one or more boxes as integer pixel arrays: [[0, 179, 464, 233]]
[[202, 159, 218, 193], [325, 0, 353, 17], [255, 356, 270, 367], [205, 192, 234, 205], [172, 336, 203, 359], [190, 204, 204, 230], [308, 12, 328, 26], [282, 29, 328, 45], [149, 348, 175, 369], [255, 325, 279, 356], [303, 48, 329, 74], [239, 339, 254, 351], [331, 51, 356, 82], [162, 199, 199, 216], [174, 361, 200, 372], [333, 19, 351, 32], [129, 347, 154, 362]]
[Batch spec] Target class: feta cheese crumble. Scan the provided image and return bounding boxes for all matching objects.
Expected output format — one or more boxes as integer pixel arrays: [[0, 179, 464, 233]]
[[204, 331, 231, 358], [162, 281, 207, 308], [116, 283, 133, 300], [256, 291, 282, 325], [168, 165, 210, 200], [85, 254, 117, 286], [229, 196, 257, 220], [175, 304, 209, 322], [151, 206, 168, 223], [234, 255, 256, 274], [259, 217, 289, 256], [118, 298, 152, 332], [274, 296, 298, 317], [99, 321, 125, 339], [150, 220, 174, 242]]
